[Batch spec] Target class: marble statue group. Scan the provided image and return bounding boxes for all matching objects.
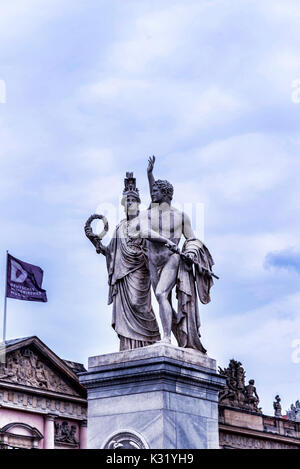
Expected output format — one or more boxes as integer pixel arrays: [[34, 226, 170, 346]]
[[85, 157, 217, 354]]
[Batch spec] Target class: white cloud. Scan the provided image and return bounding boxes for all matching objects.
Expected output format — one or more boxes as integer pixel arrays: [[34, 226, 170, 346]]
[[84, 79, 245, 136], [207, 291, 300, 360], [1, 0, 300, 414], [0, 0, 67, 42], [260, 0, 300, 21], [41, 173, 124, 209], [108, 3, 199, 74], [205, 291, 300, 413], [85, 79, 150, 100], [211, 232, 299, 278]]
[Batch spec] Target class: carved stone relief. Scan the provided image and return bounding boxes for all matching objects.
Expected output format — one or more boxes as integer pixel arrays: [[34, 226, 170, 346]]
[[0, 347, 77, 396], [55, 420, 79, 446], [104, 431, 148, 449], [219, 431, 299, 450]]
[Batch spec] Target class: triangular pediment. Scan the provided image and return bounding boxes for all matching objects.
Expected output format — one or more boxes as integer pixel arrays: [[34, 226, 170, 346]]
[[0, 336, 86, 398]]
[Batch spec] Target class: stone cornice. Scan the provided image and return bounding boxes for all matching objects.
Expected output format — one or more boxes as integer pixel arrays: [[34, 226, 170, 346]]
[[219, 423, 300, 446], [0, 380, 86, 404], [0, 387, 87, 420], [80, 349, 226, 404]]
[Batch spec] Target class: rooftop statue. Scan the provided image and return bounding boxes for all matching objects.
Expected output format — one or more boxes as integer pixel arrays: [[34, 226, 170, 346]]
[[286, 400, 300, 422], [219, 359, 262, 413], [273, 395, 282, 418]]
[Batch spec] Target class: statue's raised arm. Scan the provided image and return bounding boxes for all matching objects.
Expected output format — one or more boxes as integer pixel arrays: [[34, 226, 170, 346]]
[[147, 155, 156, 196]]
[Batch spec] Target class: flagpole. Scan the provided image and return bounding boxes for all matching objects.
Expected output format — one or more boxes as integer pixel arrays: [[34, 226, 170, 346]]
[[2, 250, 8, 342]]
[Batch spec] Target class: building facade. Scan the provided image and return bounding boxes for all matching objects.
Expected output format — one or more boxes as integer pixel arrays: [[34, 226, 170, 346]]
[[218, 358, 300, 449], [219, 406, 300, 449], [0, 338, 299, 449], [0, 337, 87, 449]]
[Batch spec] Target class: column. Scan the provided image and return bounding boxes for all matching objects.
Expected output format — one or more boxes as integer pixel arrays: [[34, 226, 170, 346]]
[[43, 413, 56, 449], [2, 434, 9, 449], [32, 438, 39, 449], [80, 420, 88, 449]]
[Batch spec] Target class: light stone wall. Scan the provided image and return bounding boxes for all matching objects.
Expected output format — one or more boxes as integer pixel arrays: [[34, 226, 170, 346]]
[[80, 343, 225, 449]]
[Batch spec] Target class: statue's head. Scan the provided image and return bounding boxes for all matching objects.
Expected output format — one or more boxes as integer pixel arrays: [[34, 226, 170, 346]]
[[249, 379, 255, 385], [121, 172, 141, 217], [122, 194, 140, 217], [151, 179, 174, 204]]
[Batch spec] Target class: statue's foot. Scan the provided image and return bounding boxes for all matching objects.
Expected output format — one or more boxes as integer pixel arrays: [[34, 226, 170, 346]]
[[157, 337, 172, 345]]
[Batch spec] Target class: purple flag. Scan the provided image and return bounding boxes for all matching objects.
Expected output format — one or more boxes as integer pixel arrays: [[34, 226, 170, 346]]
[[6, 254, 47, 302]]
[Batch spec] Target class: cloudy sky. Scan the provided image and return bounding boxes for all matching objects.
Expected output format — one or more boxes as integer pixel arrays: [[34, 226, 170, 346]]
[[0, 0, 300, 415]]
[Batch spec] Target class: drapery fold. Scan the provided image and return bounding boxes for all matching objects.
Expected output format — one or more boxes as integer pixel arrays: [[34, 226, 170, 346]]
[[106, 220, 160, 349], [173, 238, 214, 354]]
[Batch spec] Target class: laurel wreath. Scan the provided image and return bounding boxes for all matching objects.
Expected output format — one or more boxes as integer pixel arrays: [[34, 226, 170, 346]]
[[84, 214, 109, 241]]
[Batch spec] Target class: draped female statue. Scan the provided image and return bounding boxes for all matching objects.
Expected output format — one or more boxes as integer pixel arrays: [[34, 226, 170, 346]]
[[85, 173, 160, 351]]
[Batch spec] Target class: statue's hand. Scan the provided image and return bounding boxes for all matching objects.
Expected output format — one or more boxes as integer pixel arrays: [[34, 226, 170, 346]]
[[147, 155, 156, 174], [84, 213, 109, 256], [95, 240, 108, 256], [185, 252, 196, 263], [165, 240, 179, 253]]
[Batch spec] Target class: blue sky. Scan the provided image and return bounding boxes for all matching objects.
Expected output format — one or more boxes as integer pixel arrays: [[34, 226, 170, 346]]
[[0, 0, 300, 415]]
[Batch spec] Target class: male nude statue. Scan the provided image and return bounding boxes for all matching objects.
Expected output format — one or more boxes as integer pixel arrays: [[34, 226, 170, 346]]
[[128, 156, 201, 344]]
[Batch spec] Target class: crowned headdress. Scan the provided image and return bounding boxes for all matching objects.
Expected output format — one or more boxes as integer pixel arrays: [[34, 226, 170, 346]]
[[121, 172, 141, 206]]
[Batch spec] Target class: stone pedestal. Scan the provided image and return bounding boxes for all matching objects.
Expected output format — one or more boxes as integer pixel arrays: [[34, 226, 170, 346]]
[[79, 343, 225, 449]]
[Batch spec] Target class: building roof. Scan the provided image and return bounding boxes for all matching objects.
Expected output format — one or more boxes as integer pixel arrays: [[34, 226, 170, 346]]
[[3, 337, 32, 347], [1, 336, 87, 398]]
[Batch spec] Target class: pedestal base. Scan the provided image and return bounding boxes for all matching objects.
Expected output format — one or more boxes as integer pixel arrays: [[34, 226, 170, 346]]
[[79, 343, 225, 449]]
